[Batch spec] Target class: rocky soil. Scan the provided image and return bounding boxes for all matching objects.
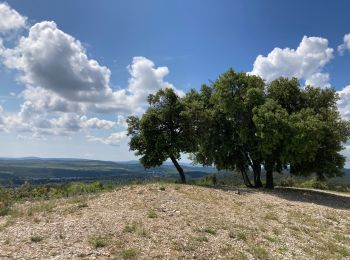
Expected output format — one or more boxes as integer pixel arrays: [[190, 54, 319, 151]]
[[0, 184, 350, 259]]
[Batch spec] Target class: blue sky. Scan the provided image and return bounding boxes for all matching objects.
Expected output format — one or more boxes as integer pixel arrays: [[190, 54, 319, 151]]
[[1, 0, 350, 164]]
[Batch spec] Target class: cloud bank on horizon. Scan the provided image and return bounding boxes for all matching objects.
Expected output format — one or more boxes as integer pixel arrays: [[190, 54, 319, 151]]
[[0, 2, 350, 148]]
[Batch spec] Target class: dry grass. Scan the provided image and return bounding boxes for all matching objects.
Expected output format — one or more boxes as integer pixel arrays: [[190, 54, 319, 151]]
[[0, 183, 349, 259]]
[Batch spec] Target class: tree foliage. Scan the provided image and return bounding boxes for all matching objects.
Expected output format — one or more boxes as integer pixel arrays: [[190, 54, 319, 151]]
[[127, 88, 195, 183], [127, 69, 350, 188]]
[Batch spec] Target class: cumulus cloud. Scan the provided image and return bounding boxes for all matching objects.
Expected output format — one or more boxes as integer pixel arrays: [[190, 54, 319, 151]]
[[337, 85, 350, 120], [0, 2, 27, 33], [50, 114, 115, 133], [0, 21, 182, 114], [2, 21, 113, 102], [251, 36, 333, 88], [338, 33, 350, 55], [0, 103, 116, 137], [87, 131, 127, 146], [0, 3, 183, 146]]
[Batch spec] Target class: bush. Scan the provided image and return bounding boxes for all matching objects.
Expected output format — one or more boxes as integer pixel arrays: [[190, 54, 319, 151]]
[[30, 235, 43, 243], [299, 179, 329, 190], [279, 177, 296, 187], [147, 209, 157, 218], [123, 248, 138, 259], [197, 175, 217, 186], [89, 237, 107, 248]]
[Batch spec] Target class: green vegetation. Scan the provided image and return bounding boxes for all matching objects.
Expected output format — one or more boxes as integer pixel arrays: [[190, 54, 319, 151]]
[[195, 236, 209, 242], [122, 248, 138, 259], [0, 181, 112, 218], [123, 221, 148, 237], [147, 209, 157, 218], [251, 246, 269, 259], [127, 88, 197, 183], [279, 176, 350, 192], [30, 235, 43, 243], [0, 158, 217, 187], [123, 223, 137, 233], [1, 181, 106, 203], [200, 227, 217, 235], [128, 69, 350, 189], [89, 237, 108, 248]]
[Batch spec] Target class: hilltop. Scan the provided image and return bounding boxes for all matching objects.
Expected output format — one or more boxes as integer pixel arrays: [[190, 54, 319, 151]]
[[1, 183, 349, 259]]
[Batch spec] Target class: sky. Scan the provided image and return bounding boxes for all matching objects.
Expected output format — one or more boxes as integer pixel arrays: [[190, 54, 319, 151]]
[[1, 0, 350, 165]]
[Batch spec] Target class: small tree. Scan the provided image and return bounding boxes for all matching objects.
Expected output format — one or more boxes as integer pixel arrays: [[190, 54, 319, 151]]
[[127, 88, 195, 183]]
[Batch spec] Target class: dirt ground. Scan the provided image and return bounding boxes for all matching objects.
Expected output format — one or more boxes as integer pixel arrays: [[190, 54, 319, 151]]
[[0, 184, 349, 259]]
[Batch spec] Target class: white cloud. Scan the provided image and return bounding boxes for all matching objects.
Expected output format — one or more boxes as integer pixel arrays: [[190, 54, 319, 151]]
[[2, 21, 113, 103], [87, 131, 127, 146], [338, 33, 350, 55], [337, 85, 350, 120], [0, 105, 9, 131], [0, 21, 183, 115], [20, 87, 84, 114], [0, 2, 27, 33], [126, 56, 185, 105], [251, 36, 333, 88], [1, 105, 117, 137], [50, 114, 115, 133], [305, 72, 331, 88], [0, 3, 183, 146], [116, 115, 128, 128]]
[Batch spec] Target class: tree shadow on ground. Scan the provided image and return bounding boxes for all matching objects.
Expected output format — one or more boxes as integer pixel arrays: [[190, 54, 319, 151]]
[[268, 187, 350, 211], [208, 185, 350, 210]]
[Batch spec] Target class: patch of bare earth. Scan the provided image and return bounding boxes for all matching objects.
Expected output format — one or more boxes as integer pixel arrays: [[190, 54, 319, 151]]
[[0, 184, 349, 259]]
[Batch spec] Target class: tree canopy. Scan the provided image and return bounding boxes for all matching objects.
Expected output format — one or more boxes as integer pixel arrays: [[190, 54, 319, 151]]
[[127, 69, 350, 188], [127, 88, 195, 183]]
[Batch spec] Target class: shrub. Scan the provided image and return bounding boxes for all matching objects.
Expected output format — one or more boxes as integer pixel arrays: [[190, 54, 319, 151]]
[[0, 206, 10, 217], [30, 235, 43, 243], [123, 223, 136, 233], [252, 246, 269, 259], [202, 227, 217, 235], [89, 237, 107, 248], [197, 175, 217, 186], [279, 177, 296, 187], [147, 209, 157, 218], [123, 248, 138, 259]]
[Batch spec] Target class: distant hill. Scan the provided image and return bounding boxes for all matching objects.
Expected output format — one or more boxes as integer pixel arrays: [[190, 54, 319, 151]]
[[0, 158, 217, 186], [343, 168, 350, 176]]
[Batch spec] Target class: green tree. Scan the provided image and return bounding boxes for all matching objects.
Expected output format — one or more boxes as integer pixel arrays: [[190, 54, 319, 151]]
[[253, 99, 291, 188], [255, 78, 350, 188], [186, 69, 266, 187], [289, 87, 350, 180], [127, 88, 195, 183]]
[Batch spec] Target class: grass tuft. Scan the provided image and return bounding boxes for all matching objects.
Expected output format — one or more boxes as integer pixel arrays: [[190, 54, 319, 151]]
[[89, 237, 108, 248], [202, 227, 217, 235], [147, 209, 157, 218], [123, 248, 138, 259], [30, 235, 43, 243]]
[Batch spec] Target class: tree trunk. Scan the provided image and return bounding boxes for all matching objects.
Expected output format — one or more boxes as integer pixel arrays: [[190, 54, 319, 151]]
[[265, 169, 274, 189], [170, 156, 186, 184], [253, 162, 263, 188], [239, 165, 254, 188]]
